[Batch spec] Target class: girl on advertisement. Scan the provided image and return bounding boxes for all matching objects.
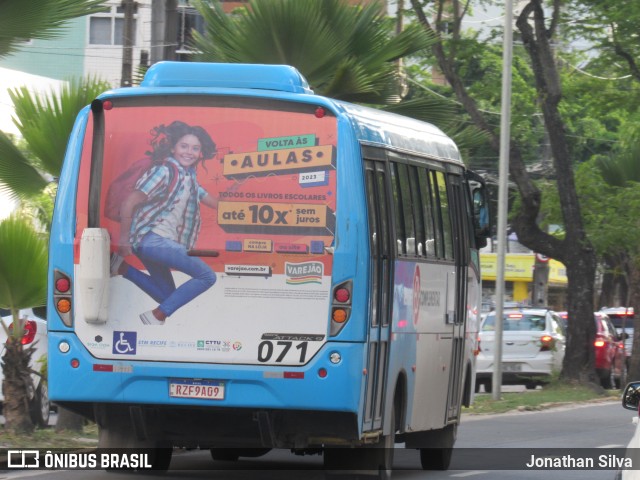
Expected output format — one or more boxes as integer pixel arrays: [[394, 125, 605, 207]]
[[110, 120, 219, 325]]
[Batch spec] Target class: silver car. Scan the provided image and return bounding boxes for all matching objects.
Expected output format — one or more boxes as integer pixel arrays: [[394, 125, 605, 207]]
[[475, 308, 566, 393], [0, 307, 50, 427]]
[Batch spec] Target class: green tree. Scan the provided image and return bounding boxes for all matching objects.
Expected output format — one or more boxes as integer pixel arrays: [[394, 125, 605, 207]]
[[0, 0, 107, 59], [409, 0, 600, 385], [594, 145, 640, 380], [566, 0, 640, 83], [0, 215, 48, 433], [190, 0, 487, 152]]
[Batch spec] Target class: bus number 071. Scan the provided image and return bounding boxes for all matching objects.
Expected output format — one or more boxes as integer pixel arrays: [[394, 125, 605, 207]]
[[257, 341, 308, 363]]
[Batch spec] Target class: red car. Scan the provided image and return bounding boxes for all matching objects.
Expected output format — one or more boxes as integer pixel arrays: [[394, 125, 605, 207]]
[[600, 307, 634, 368], [558, 311, 626, 388]]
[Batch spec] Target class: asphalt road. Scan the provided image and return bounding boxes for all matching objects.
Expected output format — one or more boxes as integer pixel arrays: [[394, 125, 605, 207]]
[[1, 400, 634, 480]]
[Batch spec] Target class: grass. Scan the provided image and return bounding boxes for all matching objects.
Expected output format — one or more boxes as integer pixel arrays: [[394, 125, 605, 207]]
[[0, 422, 98, 449], [464, 381, 620, 415]]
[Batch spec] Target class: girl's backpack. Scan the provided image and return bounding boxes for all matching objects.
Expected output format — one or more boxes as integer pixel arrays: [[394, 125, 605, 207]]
[[103, 158, 179, 222]]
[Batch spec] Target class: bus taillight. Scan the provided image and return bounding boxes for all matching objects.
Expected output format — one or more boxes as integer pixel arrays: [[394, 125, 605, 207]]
[[54, 269, 73, 327], [55, 277, 70, 293], [330, 280, 352, 336], [334, 288, 350, 303]]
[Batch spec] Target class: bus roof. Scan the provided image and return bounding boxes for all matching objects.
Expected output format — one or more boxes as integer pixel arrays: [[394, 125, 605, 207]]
[[103, 62, 462, 164], [140, 61, 313, 94]]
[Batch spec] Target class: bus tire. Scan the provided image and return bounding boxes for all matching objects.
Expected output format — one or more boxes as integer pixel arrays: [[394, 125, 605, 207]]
[[324, 405, 396, 478], [481, 379, 492, 394], [419, 424, 456, 471], [374, 406, 396, 480], [98, 407, 173, 472], [147, 448, 173, 471], [210, 448, 271, 462]]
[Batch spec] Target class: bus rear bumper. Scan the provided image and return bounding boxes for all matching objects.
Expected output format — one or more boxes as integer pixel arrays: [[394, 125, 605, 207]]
[[49, 331, 364, 445], [60, 401, 360, 448]]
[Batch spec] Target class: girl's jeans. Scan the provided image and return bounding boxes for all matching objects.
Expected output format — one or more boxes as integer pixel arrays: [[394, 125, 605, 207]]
[[124, 232, 217, 316]]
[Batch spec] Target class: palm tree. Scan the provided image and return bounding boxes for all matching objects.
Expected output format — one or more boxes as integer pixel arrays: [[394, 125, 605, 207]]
[[0, 0, 109, 434], [0, 77, 111, 201], [191, 0, 487, 151], [0, 77, 111, 432], [0, 0, 107, 59], [0, 215, 48, 433]]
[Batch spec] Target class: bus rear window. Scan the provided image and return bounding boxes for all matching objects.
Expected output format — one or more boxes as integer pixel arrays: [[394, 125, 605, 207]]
[[76, 96, 338, 273]]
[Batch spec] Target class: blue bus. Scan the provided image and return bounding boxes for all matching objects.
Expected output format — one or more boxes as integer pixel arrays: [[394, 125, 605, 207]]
[[48, 62, 490, 474]]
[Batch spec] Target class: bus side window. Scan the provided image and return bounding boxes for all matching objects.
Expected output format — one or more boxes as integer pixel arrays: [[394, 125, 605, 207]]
[[418, 167, 437, 257], [396, 163, 417, 256], [408, 165, 426, 257], [432, 171, 454, 261], [389, 162, 407, 256], [427, 170, 444, 258]]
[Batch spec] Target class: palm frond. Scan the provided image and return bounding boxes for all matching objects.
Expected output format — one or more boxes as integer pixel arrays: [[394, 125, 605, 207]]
[[0, 132, 48, 200], [192, 0, 433, 105], [596, 145, 640, 187], [0, 215, 48, 311], [381, 97, 455, 126], [9, 76, 111, 176]]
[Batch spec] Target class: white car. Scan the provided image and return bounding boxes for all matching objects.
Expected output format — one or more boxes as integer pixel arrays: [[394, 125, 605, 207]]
[[0, 307, 50, 427], [475, 308, 566, 393]]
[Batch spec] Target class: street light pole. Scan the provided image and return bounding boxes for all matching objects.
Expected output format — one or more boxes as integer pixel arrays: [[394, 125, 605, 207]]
[[492, 0, 514, 401]]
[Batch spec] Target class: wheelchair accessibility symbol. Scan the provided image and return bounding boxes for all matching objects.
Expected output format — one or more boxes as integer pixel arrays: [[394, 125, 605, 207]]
[[113, 331, 137, 355]]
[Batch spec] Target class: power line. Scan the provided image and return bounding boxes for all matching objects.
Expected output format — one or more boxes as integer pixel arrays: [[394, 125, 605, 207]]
[[565, 61, 632, 81]]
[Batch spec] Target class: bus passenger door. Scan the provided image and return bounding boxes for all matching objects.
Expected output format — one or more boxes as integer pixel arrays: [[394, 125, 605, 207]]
[[445, 174, 469, 422], [363, 160, 393, 432]]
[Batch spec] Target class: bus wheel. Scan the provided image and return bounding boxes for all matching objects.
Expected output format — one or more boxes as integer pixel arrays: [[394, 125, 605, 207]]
[[98, 410, 130, 449], [481, 379, 492, 394], [419, 424, 456, 471], [323, 408, 395, 478], [97, 408, 173, 471], [210, 448, 271, 462], [148, 448, 173, 471], [373, 407, 396, 480], [210, 449, 240, 462]]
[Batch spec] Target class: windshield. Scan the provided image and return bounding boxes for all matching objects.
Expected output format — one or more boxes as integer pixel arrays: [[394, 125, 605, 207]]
[[482, 313, 547, 332], [608, 314, 634, 329]]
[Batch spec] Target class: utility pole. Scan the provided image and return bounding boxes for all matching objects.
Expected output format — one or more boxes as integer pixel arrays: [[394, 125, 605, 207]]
[[492, 0, 514, 401], [164, 0, 178, 61], [532, 254, 550, 307], [120, 0, 136, 87], [150, 0, 178, 64]]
